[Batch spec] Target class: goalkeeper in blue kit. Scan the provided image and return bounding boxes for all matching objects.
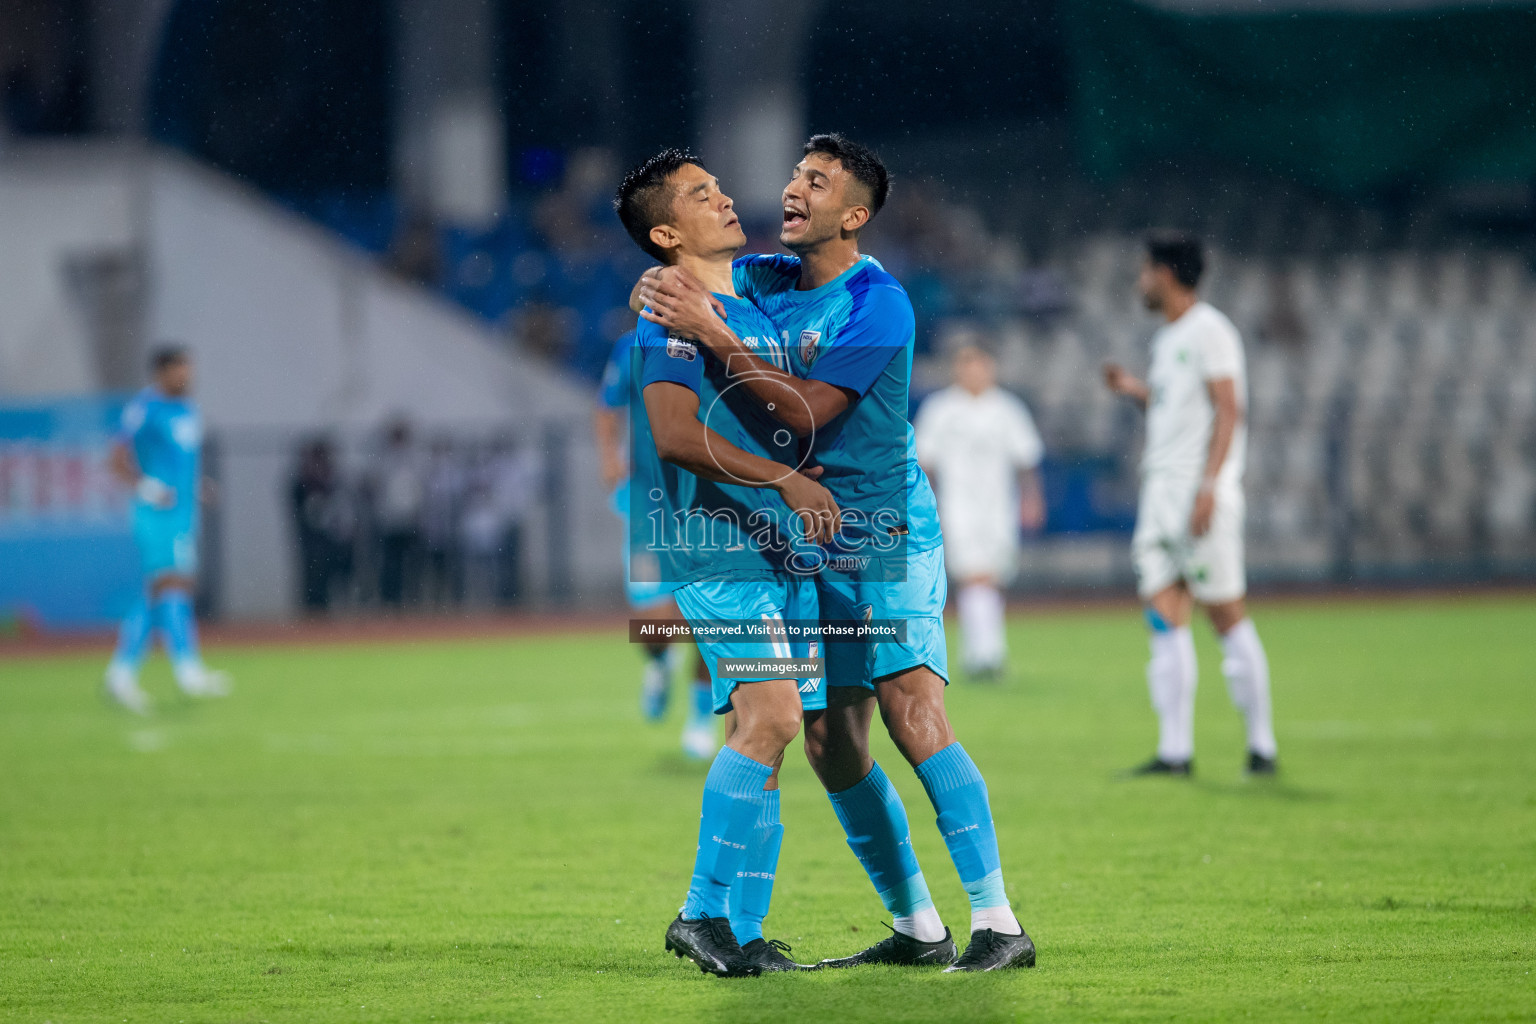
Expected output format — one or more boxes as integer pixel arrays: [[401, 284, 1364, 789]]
[[104, 346, 230, 713]]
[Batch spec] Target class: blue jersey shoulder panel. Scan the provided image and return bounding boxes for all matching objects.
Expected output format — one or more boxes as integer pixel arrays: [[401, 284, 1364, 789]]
[[598, 329, 637, 409]]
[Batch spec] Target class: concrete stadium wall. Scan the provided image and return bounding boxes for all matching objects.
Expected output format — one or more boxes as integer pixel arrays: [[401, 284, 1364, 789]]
[[0, 143, 620, 620], [0, 147, 136, 397]]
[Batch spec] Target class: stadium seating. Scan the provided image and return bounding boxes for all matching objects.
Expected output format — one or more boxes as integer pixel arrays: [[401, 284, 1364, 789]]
[[967, 223, 1536, 583]]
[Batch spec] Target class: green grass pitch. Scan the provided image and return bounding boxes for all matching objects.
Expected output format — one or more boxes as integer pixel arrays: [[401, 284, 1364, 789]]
[[2, 596, 1533, 1023]]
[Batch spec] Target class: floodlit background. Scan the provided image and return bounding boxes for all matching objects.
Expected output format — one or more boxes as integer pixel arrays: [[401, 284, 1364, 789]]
[[3, 0, 1534, 628], [3, 4, 1535, 1022]]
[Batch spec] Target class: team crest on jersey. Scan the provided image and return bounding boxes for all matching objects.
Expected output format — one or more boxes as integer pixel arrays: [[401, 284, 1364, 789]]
[[798, 330, 821, 367], [665, 335, 697, 361]]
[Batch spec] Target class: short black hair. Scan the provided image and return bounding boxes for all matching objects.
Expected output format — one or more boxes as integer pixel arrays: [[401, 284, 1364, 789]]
[[149, 344, 188, 373], [1145, 230, 1204, 289], [803, 133, 890, 218], [614, 148, 704, 262]]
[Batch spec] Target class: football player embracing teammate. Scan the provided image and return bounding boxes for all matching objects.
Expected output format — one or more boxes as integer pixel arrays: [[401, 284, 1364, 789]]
[[615, 149, 841, 976], [640, 135, 1035, 972]]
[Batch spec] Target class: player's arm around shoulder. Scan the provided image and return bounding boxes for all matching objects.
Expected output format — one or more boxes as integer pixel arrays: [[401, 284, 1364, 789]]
[[642, 380, 841, 545], [640, 269, 851, 438]]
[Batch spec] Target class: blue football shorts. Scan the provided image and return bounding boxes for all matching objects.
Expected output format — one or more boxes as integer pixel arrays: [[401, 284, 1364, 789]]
[[673, 574, 824, 715], [133, 505, 198, 579], [818, 545, 950, 689]]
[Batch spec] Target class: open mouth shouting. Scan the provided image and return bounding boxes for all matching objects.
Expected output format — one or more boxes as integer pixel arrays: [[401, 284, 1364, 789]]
[[782, 202, 809, 233]]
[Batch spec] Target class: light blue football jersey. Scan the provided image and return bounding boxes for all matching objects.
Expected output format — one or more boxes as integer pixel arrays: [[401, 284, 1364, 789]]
[[119, 387, 201, 524], [598, 329, 637, 411], [630, 293, 808, 585], [732, 253, 942, 574]]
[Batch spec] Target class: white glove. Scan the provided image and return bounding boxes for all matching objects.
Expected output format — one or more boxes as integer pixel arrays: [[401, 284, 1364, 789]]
[[135, 476, 176, 509]]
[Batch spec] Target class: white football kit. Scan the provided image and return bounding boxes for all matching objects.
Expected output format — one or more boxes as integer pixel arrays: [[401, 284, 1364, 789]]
[[914, 385, 1044, 583], [1133, 301, 1248, 604]]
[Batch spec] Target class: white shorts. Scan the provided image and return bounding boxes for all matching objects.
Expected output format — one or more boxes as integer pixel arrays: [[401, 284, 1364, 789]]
[[1132, 477, 1246, 604]]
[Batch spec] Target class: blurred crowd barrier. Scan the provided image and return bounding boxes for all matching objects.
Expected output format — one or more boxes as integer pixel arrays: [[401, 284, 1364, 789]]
[[278, 424, 547, 615], [204, 419, 596, 623]]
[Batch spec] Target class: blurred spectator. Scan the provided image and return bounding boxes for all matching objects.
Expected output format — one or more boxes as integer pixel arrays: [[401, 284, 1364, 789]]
[[370, 419, 425, 608], [421, 437, 465, 608], [513, 302, 576, 362], [289, 438, 353, 613], [486, 435, 542, 607], [458, 465, 502, 608]]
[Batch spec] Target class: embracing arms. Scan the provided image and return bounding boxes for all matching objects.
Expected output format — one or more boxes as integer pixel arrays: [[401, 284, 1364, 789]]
[[636, 267, 852, 436], [642, 380, 841, 543]]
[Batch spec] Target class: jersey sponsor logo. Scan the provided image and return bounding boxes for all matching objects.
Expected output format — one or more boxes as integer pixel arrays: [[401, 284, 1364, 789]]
[[798, 329, 821, 367], [665, 335, 697, 361]]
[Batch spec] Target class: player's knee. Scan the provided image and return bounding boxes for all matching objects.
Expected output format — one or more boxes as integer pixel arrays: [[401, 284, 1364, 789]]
[[1207, 598, 1247, 634], [801, 713, 829, 764], [878, 688, 947, 736], [743, 698, 802, 750]]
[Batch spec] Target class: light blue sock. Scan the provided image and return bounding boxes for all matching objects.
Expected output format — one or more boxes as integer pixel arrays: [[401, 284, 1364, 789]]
[[681, 747, 772, 920], [914, 742, 1008, 911], [729, 788, 783, 945], [689, 680, 714, 722], [153, 589, 199, 670], [109, 595, 153, 672], [827, 762, 936, 917]]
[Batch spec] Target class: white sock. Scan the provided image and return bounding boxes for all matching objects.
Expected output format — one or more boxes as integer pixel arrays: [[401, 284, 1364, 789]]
[[1221, 618, 1277, 758], [893, 906, 947, 943], [1147, 626, 1198, 763], [970, 905, 1021, 936], [959, 582, 1006, 670]]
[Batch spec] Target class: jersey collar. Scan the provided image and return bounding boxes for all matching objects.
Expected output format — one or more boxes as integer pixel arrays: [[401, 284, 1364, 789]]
[[779, 254, 876, 303]]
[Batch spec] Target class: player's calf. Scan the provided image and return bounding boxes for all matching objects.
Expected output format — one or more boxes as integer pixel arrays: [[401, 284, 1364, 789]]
[[874, 669, 1031, 942], [668, 679, 800, 977]]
